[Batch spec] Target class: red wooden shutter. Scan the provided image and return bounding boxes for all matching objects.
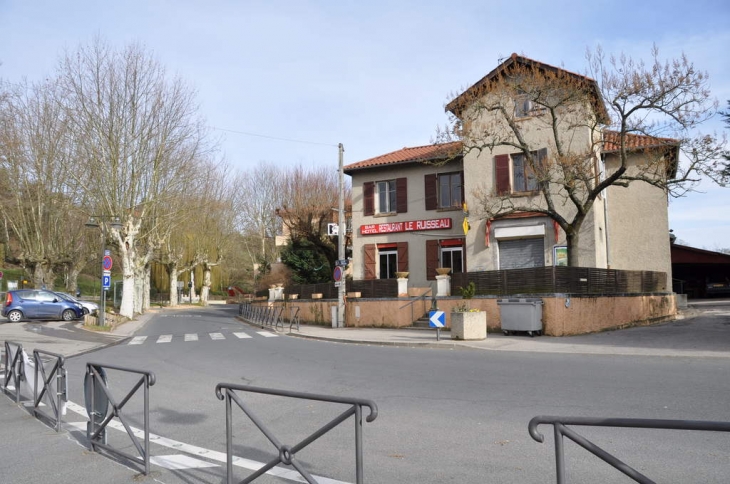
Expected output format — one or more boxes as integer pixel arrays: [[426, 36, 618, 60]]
[[396, 178, 408, 213], [424, 174, 437, 210], [426, 239, 439, 280], [364, 244, 376, 280], [495, 155, 510, 195], [363, 182, 374, 216], [459, 170, 465, 204], [397, 242, 408, 272]]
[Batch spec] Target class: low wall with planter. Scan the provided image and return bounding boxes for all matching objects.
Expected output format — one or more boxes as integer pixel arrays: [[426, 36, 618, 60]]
[[251, 293, 677, 336]]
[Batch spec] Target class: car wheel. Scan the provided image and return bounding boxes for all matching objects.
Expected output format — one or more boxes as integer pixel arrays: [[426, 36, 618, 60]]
[[62, 309, 76, 321], [7, 310, 22, 322]]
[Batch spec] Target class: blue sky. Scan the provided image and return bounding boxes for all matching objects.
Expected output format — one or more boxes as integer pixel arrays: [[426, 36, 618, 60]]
[[1, 0, 729, 249]]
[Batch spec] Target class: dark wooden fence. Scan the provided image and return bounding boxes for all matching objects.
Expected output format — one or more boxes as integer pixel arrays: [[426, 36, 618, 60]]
[[450, 267, 667, 296], [253, 267, 666, 300]]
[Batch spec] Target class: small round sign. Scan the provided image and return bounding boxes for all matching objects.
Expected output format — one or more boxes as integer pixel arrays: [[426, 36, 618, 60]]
[[102, 255, 113, 271], [333, 266, 343, 282]]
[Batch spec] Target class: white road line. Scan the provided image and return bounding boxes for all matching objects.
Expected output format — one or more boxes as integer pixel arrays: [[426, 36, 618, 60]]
[[129, 336, 147, 345], [233, 332, 252, 339], [256, 332, 278, 338], [184, 334, 198, 342], [209, 332, 225, 340], [150, 454, 218, 470], [157, 335, 173, 343], [64, 401, 349, 484]]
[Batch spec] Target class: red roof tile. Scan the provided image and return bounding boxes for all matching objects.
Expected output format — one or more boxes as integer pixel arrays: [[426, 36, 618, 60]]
[[343, 141, 462, 172], [603, 130, 679, 152]]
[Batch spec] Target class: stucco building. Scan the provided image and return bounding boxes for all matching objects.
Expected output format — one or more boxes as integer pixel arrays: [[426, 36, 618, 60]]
[[345, 54, 677, 291]]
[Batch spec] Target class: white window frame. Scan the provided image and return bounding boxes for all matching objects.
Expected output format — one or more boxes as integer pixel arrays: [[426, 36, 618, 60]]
[[376, 180, 396, 214]]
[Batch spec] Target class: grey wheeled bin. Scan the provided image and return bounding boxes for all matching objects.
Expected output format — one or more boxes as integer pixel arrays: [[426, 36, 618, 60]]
[[497, 298, 544, 336]]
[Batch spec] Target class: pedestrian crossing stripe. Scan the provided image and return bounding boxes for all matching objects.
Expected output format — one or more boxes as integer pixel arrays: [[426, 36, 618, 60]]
[[184, 333, 198, 342], [125, 332, 275, 345], [257, 332, 278, 338], [129, 336, 147, 345], [233, 332, 251, 339], [209, 333, 225, 340], [157, 335, 173, 343]]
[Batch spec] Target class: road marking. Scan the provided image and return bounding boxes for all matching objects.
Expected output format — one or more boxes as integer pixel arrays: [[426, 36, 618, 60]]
[[209, 332, 225, 340], [184, 333, 198, 342], [157, 335, 173, 343], [150, 454, 218, 470], [64, 401, 349, 483], [233, 332, 251, 339], [129, 336, 147, 345], [257, 332, 278, 338]]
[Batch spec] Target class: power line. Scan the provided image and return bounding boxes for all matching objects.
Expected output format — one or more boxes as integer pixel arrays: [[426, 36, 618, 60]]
[[211, 126, 338, 148]]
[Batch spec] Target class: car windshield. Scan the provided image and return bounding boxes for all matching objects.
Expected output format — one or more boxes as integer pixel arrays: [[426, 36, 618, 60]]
[[55, 292, 76, 302]]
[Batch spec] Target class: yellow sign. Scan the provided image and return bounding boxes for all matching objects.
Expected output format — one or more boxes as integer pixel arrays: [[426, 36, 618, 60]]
[[462, 217, 470, 235]]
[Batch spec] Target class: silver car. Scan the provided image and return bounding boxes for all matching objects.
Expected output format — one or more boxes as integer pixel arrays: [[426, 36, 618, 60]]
[[54, 292, 99, 315]]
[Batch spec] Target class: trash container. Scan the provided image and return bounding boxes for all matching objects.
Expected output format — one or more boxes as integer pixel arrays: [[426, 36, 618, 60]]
[[497, 298, 543, 336]]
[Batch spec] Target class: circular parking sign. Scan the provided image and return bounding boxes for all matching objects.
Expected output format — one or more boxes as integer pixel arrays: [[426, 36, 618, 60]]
[[102, 255, 113, 271], [333, 266, 343, 282]]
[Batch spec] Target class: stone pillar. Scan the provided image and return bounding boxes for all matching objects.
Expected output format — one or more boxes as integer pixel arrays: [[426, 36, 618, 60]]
[[436, 275, 451, 297], [397, 277, 409, 297]]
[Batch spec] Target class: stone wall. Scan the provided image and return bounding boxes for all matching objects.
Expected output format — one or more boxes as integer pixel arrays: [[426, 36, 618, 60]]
[[254, 293, 677, 336]]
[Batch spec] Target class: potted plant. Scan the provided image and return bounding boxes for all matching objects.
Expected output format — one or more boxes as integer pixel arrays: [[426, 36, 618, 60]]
[[451, 282, 486, 340]]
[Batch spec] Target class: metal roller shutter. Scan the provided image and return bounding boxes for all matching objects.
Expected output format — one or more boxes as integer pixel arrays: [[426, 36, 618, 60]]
[[499, 238, 545, 269]]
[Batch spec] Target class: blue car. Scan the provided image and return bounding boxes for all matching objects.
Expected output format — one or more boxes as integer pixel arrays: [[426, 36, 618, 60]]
[[2, 289, 85, 322]]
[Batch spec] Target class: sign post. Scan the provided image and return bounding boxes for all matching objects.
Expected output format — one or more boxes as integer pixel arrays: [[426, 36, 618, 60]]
[[429, 310, 446, 341]]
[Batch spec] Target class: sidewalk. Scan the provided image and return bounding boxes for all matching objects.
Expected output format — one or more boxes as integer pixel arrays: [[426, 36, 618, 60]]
[[279, 306, 730, 358]]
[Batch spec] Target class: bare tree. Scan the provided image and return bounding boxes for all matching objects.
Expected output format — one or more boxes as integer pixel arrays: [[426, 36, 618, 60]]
[[0, 79, 90, 288], [58, 39, 213, 317], [441, 48, 724, 266]]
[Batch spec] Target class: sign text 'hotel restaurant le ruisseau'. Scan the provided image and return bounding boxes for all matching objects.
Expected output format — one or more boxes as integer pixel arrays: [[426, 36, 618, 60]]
[[360, 217, 452, 235]]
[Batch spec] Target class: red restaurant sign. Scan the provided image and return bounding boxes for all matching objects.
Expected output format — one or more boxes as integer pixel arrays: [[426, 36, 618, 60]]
[[360, 217, 452, 235]]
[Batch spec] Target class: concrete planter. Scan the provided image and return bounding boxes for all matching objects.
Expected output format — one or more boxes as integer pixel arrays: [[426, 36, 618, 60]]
[[451, 311, 487, 340]]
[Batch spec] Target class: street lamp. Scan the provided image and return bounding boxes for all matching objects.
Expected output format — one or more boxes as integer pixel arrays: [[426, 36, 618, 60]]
[[85, 215, 123, 326]]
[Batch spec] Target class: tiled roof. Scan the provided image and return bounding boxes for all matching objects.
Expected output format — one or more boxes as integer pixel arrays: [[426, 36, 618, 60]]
[[343, 141, 462, 172], [345, 131, 679, 173], [603, 130, 679, 152]]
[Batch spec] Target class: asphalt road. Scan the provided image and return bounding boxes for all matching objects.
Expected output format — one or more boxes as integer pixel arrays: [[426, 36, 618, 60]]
[[2, 303, 730, 483]]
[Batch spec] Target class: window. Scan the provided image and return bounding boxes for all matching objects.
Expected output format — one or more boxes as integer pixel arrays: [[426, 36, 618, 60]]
[[379, 249, 398, 279], [425, 171, 464, 210], [438, 172, 463, 209], [441, 246, 463, 273], [377, 180, 396, 214], [514, 95, 534, 118], [363, 178, 407, 216], [495, 148, 547, 195]]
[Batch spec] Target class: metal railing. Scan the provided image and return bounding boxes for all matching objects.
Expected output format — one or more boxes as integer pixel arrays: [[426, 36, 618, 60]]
[[239, 303, 285, 331], [86, 362, 156, 475], [289, 306, 300, 332], [215, 383, 378, 484], [32, 349, 67, 432], [529, 415, 730, 483], [3, 341, 25, 403], [399, 287, 433, 324]]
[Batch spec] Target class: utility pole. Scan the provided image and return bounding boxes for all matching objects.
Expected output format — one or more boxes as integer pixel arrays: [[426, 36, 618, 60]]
[[337, 143, 346, 328]]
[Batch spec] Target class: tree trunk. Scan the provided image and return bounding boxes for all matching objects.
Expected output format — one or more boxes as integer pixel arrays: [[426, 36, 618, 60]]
[[566, 231, 579, 267], [200, 264, 212, 306], [168, 263, 180, 307]]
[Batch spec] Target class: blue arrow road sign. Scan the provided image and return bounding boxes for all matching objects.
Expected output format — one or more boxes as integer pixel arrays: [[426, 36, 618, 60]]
[[429, 310, 445, 328], [102, 274, 111, 290]]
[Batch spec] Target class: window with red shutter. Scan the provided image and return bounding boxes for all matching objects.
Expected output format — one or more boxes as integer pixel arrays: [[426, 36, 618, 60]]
[[396, 178, 408, 213], [363, 182, 374, 216], [364, 244, 376, 280], [397, 242, 408, 272], [424, 174, 437, 210], [495, 155, 510, 195], [426, 239, 439, 280]]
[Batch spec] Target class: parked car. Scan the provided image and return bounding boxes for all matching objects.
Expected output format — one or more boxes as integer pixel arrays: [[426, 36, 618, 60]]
[[2, 289, 85, 322], [54, 292, 98, 315]]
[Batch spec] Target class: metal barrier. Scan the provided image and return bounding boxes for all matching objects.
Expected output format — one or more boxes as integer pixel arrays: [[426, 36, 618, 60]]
[[289, 306, 300, 332], [215, 383, 378, 484], [86, 362, 156, 475], [32, 349, 67, 432], [529, 415, 730, 483], [239, 303, 285, 332], [3, 341, 25, 403]]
